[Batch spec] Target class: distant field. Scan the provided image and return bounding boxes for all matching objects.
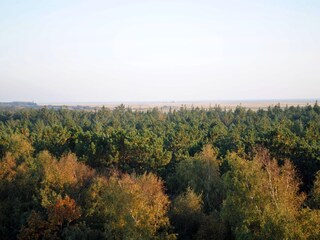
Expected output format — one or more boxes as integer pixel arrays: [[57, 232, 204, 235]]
[[39, 99, 318, 111]]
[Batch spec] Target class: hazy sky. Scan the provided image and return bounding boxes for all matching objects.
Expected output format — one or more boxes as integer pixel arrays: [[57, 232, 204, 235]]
[[1, 0, 319, 102]]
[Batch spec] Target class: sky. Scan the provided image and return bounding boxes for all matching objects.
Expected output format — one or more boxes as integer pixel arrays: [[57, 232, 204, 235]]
[[0, 0, 319, 103]]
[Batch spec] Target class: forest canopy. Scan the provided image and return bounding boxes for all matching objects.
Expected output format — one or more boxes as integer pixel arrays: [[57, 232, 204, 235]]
[[0, 103, 320, 239]]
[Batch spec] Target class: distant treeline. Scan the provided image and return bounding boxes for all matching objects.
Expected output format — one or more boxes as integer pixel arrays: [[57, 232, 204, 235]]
[[0, 101, 38, 108], [0, 102, 94, 111], [0, 104, 320, 239]]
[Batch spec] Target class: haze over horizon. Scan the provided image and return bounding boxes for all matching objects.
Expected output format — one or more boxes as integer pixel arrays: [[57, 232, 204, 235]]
[[1, 0, 319, 102]]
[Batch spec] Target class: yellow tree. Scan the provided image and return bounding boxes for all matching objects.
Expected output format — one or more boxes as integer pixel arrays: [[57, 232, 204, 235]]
[[85, 173, 174, 239], [38, 151, 95, 207]]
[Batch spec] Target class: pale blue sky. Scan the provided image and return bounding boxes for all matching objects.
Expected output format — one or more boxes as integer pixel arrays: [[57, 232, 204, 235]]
[[0, 0, 319, 102]]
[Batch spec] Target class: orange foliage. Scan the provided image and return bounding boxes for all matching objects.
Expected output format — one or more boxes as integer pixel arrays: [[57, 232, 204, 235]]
[[0, 153, 17, 181], [48, 196, 81, 227], [18, 196, 81, 240]]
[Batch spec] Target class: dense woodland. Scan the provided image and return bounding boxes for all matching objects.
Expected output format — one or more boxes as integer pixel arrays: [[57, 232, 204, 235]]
[[1, 103, 320, 239]]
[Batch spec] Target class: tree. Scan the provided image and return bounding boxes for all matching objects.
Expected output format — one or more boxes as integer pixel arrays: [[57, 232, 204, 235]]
[[0, 153, 41, 238], [38, 151, 95, 208], [18, 196, 81, 240], [172, 145, 223, 212], [0, 133, 33, 160], [85, 173, 173, 239], [222, 149, 305, 239], [310, 170, 320, 208], [169, 188, 203, 239]]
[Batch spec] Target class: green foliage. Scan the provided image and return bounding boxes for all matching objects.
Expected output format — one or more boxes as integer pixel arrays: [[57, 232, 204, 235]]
[[171, 145, 223, 212], [194, 212, 228, 240], [0, 133, 33, 160], [310, 170, 320, 208], [169, 188, 204, 239], [0, 104, 320, 239], [169, 187, 228, 240], [221, 150, 319, 239]]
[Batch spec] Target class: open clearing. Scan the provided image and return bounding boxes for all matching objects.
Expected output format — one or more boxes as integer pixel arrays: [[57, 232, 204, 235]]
[[39, 99, 318, 111]]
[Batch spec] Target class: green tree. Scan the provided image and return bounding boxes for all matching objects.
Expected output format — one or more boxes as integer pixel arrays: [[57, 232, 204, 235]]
[[172, 145, 223, 212], [310, 170, 320, 208], [169, 188, 203, 240], [222, 150, 305, 239]]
